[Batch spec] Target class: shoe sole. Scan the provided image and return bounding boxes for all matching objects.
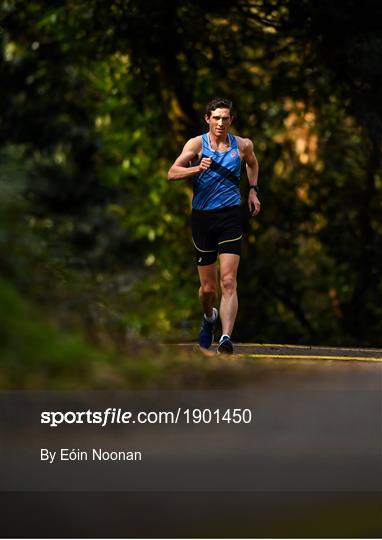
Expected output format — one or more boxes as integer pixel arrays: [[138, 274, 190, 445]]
[[217, 343, 234, 355]]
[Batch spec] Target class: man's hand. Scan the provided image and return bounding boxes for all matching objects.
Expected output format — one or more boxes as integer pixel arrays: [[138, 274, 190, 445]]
[[248, 191, 261, 216], [198, 156, 212, 172]]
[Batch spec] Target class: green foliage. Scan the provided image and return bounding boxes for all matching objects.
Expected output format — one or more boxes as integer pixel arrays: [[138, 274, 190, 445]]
[[0, 275, 105, 386]]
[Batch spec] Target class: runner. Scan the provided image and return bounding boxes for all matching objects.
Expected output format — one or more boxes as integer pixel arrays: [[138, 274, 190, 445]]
[[167, 98, 260, 353]]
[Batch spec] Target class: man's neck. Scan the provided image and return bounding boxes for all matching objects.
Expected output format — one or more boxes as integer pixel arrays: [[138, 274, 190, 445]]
[[208, 132, 230, 150]]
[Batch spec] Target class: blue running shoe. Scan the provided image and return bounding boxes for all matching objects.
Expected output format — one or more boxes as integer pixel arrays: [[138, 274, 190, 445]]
[[217, 335, 234, 355], [198, 308, 218, 349]]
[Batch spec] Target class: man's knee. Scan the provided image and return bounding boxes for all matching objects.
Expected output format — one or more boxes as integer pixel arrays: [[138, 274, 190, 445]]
[[200, 282, 216, 296], [220, 275, 237, 295]]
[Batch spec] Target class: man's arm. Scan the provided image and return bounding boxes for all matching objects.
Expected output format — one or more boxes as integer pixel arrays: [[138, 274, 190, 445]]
[[242, 138, 261, 216], [167, 137, 211, 181]]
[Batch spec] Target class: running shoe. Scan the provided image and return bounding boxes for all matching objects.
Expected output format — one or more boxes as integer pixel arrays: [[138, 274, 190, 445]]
[[217, 335, 234, 354], [198, 308, 218, 349]]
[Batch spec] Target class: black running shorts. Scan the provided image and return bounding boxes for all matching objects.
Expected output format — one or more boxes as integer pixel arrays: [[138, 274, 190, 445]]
[[191, 205, 243, 266]]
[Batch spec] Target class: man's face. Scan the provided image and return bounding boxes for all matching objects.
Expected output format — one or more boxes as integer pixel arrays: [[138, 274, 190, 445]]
[[205, 108, 232, 137]]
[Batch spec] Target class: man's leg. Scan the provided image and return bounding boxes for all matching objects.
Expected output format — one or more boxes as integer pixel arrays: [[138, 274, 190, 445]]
[[197, 263, 217, 318], [197, 263, 219, 349], [219, 253, 240, 337]]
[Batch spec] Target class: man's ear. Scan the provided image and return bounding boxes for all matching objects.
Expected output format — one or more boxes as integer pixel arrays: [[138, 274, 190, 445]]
[[204, 114, 210, 125]]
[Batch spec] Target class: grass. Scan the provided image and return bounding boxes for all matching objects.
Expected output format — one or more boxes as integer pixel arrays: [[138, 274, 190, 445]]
[[0, 277, 269, 389]]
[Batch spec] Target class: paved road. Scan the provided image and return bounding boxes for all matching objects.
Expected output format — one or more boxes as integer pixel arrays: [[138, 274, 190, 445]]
[[176, 341, 382, 362], [234, 342, 382, 361]]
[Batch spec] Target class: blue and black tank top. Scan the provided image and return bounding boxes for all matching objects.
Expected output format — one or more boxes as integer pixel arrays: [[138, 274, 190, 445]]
[[192, 133, 242, 210]]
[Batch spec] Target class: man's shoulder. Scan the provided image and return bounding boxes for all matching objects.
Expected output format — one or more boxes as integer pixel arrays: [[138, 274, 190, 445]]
[[233, 135, 254, 152], [184, 135, 203, 152]]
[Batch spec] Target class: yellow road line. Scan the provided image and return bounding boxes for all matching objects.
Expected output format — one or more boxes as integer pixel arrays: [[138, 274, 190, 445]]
[[173, 343, 382, 360], [237, 353, 382, 363], [237, 343, 382, 353]]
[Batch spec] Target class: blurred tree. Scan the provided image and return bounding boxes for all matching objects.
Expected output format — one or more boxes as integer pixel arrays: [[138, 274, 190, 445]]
[[279, 0, 382, 342], [0, 0, 381, 348]]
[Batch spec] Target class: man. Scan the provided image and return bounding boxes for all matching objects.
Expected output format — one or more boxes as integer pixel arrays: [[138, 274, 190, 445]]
[[167, 98, 260, 354]]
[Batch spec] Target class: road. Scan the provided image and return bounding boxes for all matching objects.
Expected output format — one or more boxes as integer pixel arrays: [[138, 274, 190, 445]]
[[176, 341, 382, 362]]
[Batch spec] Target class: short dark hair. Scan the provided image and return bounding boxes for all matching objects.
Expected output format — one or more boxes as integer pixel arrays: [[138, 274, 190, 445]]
[[205, 98, 234, 118]]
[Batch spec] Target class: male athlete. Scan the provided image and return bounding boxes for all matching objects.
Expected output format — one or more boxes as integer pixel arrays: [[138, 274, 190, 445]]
[[167, 98, 260, 354]]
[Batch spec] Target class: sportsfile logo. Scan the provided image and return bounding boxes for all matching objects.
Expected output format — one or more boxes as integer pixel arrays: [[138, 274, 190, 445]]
[[40, 408, 180, 427]]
